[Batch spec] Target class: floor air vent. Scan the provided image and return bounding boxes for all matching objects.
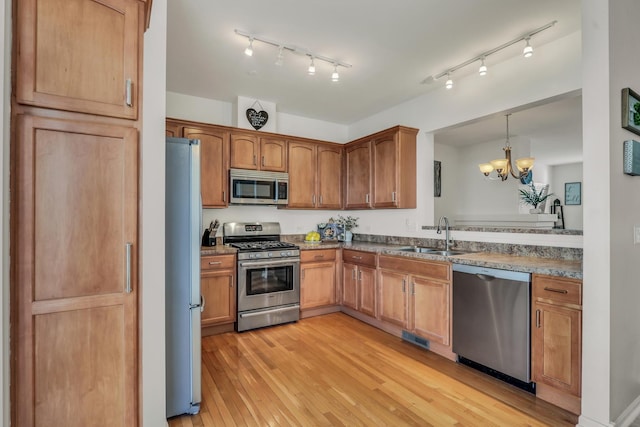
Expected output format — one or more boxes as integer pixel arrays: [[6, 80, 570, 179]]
[[402, 331, 430, 351]]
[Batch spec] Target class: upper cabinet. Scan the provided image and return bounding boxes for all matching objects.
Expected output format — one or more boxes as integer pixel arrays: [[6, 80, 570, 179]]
[[230, 132, 287, 172], [16, 0, 143, 119], [183, 126, 230, 208], [345, 126, 418, 209], [288, 140, 343, 209]]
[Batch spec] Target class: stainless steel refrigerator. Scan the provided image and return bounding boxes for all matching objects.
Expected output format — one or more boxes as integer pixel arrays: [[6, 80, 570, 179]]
[[165, 137, 202, 417]]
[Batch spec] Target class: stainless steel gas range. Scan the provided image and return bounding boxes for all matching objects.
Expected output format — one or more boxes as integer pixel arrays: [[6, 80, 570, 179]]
[[223, 222, 300, 332]]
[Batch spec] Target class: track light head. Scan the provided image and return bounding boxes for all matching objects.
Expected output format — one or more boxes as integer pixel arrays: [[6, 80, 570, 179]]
[[308, 57, 316, 75], [478, 58, 487, 76], [523, 38, 533, 58], [244, 38, 254, 57], [331, 64, 339, 82], [445, 74, 453, 89], [275, 46, 284, 66]]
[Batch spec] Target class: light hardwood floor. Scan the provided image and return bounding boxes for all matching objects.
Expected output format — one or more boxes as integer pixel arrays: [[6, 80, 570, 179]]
[[169, 313, 578, 426]]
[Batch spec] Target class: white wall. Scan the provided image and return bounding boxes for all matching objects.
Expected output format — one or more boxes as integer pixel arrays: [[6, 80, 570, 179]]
[[1, 0, 8, 424], [142, 1, 169, 426], [550, 162, 583, 230]]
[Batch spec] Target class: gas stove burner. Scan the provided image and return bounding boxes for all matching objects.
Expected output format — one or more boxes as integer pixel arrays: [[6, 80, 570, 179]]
[[230, 241, 298, 251]]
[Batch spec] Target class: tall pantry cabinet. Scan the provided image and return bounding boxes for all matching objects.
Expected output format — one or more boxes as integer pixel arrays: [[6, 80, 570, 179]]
[[11, 0, 149, 426]]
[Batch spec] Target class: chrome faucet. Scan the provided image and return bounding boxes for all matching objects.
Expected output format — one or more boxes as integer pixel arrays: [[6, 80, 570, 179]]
[[436, 216, 453, 251]]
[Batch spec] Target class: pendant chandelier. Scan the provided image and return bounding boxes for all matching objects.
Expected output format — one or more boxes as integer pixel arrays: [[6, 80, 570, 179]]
[[478, 114, 534, 181]]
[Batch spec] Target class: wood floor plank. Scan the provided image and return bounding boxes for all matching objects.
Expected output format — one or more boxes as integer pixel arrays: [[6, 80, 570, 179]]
[[169, 313, 578, 427]]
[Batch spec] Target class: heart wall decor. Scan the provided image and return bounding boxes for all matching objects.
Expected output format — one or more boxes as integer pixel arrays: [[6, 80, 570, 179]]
[[246, 108, 269, 130]]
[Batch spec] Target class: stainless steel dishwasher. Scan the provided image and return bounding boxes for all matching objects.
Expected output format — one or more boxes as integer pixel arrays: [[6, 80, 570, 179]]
[[452, 264, 532, 389]]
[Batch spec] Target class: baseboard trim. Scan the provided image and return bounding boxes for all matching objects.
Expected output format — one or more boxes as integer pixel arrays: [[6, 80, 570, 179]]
[[614, 393, 640, 427]]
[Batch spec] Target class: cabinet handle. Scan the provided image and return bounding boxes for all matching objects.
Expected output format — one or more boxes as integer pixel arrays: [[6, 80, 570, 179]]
[[358, 270, 362, 281], [352, 269, 356, 280], [223, 191, 226, 202], [352, 255, 362, 260], [365, 193, 370, 204], [261, 156, 265, 167], [312, 194, 316, 205], [319, 195, 323, 205], [392, 191, 396, 202], [201, 295, 205, 313], [208, 261, 222, 265], [302, 269, 305, 280], [543, 287, 568, 294], [411, 282, 415, 295], [125, 78, 133, 107], [253, 154, 257, 165], [314, 254, 325, 259], [536, 309, 541, 328], [402, 279, 406, 293], [125, 242, 132, 293]]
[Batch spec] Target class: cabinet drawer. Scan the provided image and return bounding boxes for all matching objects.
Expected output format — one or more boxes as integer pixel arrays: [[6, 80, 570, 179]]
[[301, 249, 336, 263], [379, 255, 451, 282], [533, 275, 582, 306], [201, 254, 236, 271], [342, 250, 376, 267]]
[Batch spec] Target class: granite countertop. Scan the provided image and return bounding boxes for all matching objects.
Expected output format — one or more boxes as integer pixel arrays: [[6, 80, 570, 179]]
[[200, 245, 237, 256], [296, 241, 583, 279]]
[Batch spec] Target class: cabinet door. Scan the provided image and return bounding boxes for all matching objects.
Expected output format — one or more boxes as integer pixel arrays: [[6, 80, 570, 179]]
[[345, 140, 371, 209], [411, 276, 450, 345], [317, 145, 343, 209], [201, 269, 236, 326], [532, 301, 581, 396], [166, 121, 181, 138], [183, 127, 230, 208], [14, 115, 138, 426], [260, 138, 287, 172], [16, 0, 141, 119], [287, 141, 317, 208], [230, 132, 259, 169], [358, 266, 377, 318], [373, 134, 398, 207], [342, 263, 358, 310], [301, 262, 337, 309], [378, 270, 408, 328]]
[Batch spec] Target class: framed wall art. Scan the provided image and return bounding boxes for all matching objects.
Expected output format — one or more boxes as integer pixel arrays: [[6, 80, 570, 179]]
[[622, 88, 640, 136], [565, 182, 581, 206]]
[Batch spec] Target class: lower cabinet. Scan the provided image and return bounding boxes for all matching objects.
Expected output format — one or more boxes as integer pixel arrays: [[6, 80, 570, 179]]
[[301, 249, 337, 309], [532, 274, 582, 414], [342, 250, 377, 317], [200, 254, 236, 328], [378, 255, 452, 347]]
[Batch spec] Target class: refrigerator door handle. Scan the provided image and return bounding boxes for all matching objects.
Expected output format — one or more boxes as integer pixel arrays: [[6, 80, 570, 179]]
[[200, 295, 205, 313]]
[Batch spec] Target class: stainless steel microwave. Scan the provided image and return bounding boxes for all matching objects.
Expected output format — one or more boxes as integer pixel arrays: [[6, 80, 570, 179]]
[[229, 168, 289, 205]]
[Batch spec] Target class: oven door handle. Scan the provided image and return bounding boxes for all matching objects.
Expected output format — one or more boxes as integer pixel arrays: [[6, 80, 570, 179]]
[[239, 259, 300, 268], [239, 304, 300, 318]]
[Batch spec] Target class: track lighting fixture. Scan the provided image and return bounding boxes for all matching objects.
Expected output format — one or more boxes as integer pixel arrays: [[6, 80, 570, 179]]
[[523, 38, 533, 58], [235, 29, 352, 81], [478, 58, 487, 76], [244, 37, 254, 57], [308, 57, 316, 75], [421, 20, 556, 88]]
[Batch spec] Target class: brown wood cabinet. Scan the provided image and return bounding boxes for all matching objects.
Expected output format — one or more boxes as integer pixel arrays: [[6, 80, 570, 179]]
[[183, 126, 230, 208], [342, 250, 377, 317], [345, 126, 418, 209], [166, 120, 181, 137], [200, 255, 236, 327], [230, 132, 287, 171], [13, 115, 139, 426], [300, 249, 337, 309], [16, 0, 142, 119], [378, 255, 452, 346], [288, 140, 343, 209], [532, 274, 582, 414]]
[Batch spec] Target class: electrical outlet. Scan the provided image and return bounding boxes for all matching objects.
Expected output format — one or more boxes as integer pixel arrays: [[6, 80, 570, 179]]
[[635, 226, 640, 245]]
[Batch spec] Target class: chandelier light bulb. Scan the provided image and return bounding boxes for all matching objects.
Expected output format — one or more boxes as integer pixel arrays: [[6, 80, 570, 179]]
[[244, 38, 254, 57], [308, 57, 316, 75], [523, 38, 533, 58], [331, 64, 339, 82], [445, 74, 453, 89], [275, 46, 284, 66], [478, 58, 487, 76]]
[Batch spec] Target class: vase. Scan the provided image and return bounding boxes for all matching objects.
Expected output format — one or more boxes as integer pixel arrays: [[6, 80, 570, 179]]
[[529, 208, 542, 214], [344, 230, 353, 242]]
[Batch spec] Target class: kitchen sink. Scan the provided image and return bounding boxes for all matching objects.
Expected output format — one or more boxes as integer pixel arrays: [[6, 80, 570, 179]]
[[394, 246, 470, 256]]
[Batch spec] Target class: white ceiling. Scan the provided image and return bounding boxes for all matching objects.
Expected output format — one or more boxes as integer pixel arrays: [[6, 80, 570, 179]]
[[166, 0, 582, 126]]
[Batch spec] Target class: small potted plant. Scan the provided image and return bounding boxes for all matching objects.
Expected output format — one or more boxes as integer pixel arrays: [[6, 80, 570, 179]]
[[335, 215, 359, 242], [519, 182, 554, 213]]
